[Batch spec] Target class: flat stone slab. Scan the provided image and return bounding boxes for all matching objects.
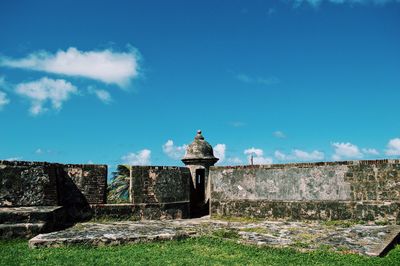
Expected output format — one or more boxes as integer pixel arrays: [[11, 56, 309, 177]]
[[0, 206, 64, 223], [0, 206, 66, 239], [1, 223, 45, 239], [0, 206, 63, 213], [29, 218, 400, 256], [29, 221, 195, 248]]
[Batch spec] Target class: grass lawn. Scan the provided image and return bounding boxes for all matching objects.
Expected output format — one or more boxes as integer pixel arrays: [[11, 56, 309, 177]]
[[1, 237, 399, 266]]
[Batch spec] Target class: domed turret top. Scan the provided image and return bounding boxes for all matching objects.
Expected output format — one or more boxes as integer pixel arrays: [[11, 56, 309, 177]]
[[182, 130, 219, 164], [195, 130, 204, 140]]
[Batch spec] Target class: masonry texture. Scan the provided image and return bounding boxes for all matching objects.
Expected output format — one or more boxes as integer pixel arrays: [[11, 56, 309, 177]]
[[210, 160, 400, 224], [0, 161, 59, 207], [0, 160, 107, 224], [0, 161, 107, 207], [62, 164, 108, 205], [99, 166, 191, 220], [90, 202, 190, 221], [130, 166, 191, 204]]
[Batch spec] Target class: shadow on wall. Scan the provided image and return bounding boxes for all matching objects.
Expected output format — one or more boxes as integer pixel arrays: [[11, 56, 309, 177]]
[[190, 168, 209, 218], [56, 167, 92, 224], [0, 161, 108, 224]]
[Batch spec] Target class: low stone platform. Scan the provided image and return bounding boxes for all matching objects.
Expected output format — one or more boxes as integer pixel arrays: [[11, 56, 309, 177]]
[[0, 206, 66, 239], [29, 218, 400, 257]]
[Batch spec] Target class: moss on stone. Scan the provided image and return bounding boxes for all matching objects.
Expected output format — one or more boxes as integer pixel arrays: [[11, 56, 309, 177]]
[[239, 227, 270, 234]]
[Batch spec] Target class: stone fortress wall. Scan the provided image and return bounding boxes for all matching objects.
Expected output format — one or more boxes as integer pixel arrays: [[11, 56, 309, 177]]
[[2, 131, 399, 241], [0, 160, 107, 222], [210, 160, 400, 224], [129, 166, 191, 204], [0, 161, 192, 239], [0, 160, 107, 207], [0, 161, 192, 222], [0, 161, 59, 207], [1, 158, 400, 224], [92, 166, 191, 220], [1, 150, 399, 225]]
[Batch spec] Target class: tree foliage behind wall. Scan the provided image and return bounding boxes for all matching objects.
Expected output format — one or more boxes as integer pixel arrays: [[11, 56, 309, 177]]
[[107, 165, 130, 203]]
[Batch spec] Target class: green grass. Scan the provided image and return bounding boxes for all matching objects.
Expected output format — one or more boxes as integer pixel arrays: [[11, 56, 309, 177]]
[[1, 238, 399, 266], [212, 228, 240, 239]]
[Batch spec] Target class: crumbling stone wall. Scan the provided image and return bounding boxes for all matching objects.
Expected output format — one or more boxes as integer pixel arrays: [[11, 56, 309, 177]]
[[0, 160, 107, 208], [0, 161, 59, 206], [130, 166, 191, 204], [62, 164, 107, 204], [210, 160, 400, 223]]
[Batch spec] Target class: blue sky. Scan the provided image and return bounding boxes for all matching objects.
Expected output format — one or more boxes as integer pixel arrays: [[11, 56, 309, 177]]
[[0, 0, 400, 173]]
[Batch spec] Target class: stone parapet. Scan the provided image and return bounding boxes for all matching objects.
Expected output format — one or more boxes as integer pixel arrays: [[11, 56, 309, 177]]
[[210, 159, 400, 223]]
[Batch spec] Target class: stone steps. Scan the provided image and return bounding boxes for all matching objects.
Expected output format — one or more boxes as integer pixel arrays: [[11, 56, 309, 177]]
[[0, 223, 45, 239], [0, 206, 67, 239]]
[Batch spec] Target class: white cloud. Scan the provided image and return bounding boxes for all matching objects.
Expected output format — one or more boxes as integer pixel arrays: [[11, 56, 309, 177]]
[[244, 147, 273, 165], [275, 149, 324, 161], [331, 142, 363, 161], [385, 138, 400, 156], [244, 147, 264, 157], [35, 148, 55, 155], [213, 144, 226, 163], [274, 150, 287, 161], [4, 157, 23, 161], [162, 140, 187, 160], [273, 130, 286, 139], [0, 77, 10, 109], [252, 156, 273, 164], [15, 77, 77, 115], [121, 149, 151, 165], [227, 157, 243, 164], [0, 76, 9, 90], [292, 149, 324, 161], [88, 86, 112, 104], [236, 74, 280, 86], [0, 91, 9, 109], [0, 47, 140, 87], [362, 148, 380, 155], [293, 0, 400, 7]]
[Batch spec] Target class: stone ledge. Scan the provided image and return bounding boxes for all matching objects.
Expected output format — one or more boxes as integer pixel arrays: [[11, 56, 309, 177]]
[[90, 201, 190, 220], [211, 200, 400, 224], [0, 206, 65, 224], [29, 221, 194, 248], [0, 222, 45, 239], [211, 159, 400, 169]]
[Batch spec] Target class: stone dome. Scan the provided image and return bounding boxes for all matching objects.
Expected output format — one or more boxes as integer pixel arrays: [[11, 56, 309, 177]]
[[182, 130, 218, 163]]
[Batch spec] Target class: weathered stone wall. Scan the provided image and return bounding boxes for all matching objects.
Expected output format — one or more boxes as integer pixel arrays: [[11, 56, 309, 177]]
[[62, 164, 107, 204], [0, 161, 59, 206], [0, 161, 107, 208], [130, 166, 191, 204], [210, 160, 400, 223]]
